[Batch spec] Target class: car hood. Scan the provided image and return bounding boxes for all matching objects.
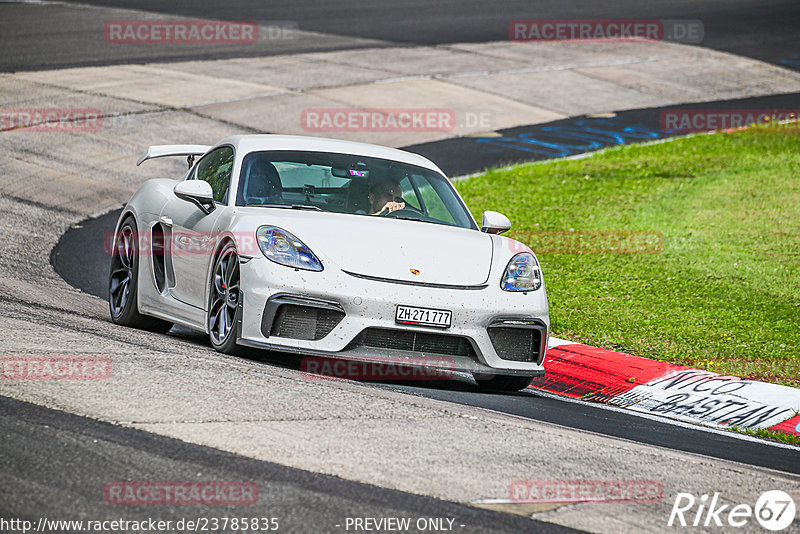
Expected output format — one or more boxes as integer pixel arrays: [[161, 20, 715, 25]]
[[248, 209, 492, 286]]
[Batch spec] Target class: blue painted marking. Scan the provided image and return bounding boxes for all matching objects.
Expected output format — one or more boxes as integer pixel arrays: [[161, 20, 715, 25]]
[[477, 117, 663, 159], [778, 54, 800, 70]]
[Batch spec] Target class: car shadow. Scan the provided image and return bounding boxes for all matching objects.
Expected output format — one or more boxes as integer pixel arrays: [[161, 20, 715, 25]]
[[166, 325, 533, 395]]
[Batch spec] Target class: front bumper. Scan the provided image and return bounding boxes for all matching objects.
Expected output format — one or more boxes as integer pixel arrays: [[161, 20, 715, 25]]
[[237, 256, 549, 377]]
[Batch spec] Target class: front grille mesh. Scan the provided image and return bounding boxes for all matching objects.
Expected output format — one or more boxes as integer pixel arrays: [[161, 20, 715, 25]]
[[488, 327, 542, 363], [269, 304, 344, 341], [348, 327, 477, 359]]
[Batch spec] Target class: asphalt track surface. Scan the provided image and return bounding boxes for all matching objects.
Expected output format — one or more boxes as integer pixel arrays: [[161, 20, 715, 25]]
[[52, 90, 800, 294], [0, 395, 580, 534], [8, 0, 800, 529], [49, 94, 800, 478], [1, 0, 799, 71], [51, 192, 800, 476]]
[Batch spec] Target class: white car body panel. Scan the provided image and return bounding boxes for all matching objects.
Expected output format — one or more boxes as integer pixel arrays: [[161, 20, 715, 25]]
[[115, 135, 549, 377], [251, 209, 494, 286]]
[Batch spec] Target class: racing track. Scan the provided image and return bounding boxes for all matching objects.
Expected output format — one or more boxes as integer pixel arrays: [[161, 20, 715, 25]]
[[50, 134, 800, 477], [3, 1, 800, 532], [2, 0, 799, 71], [1, 395, 576, 534]]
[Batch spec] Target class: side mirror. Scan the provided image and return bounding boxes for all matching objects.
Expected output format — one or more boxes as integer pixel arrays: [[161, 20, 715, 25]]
[[481, 211, 511, 234], [174, 180, 215, 215]]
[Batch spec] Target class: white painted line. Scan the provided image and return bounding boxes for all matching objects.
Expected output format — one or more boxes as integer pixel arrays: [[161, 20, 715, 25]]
[[548, 336, 577, 348], [450, 134, 688, 182]]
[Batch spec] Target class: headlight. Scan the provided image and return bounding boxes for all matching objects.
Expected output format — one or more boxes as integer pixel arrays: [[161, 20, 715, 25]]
[[256, 226, 323, 271], [500, 253, 542, 292]]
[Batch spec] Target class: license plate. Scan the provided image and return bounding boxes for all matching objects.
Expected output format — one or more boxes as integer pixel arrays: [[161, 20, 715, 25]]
[[395, 305, 452, 328]]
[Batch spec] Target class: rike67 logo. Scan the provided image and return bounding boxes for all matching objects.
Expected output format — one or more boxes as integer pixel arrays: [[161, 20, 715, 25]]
[[669, 490, 796, 531]]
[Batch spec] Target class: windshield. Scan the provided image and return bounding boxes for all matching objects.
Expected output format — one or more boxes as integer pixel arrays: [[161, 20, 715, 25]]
[[235, 150, 476, 230]]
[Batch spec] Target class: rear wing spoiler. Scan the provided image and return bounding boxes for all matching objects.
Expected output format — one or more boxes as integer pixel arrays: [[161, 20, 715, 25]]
[[136, 145, 212, 166]]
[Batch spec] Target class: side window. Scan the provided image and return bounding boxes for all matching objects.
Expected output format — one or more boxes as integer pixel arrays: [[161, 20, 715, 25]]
[[398, 176, 421, 211], [412, 175, 456, 224], [195, 146, 234, 203]]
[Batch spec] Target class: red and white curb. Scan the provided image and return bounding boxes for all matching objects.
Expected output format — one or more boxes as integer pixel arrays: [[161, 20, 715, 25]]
[[531, 338, 800, 439]]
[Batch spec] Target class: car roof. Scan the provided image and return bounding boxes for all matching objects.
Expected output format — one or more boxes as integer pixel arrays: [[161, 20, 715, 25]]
[[216, 134, 446, 175]]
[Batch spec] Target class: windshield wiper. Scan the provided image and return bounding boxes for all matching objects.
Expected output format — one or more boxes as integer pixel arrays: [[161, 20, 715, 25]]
[[389, 215, 436, 224], [249, 203, 322, 211]]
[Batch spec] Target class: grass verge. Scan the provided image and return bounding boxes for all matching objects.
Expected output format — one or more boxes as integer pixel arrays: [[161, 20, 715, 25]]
[[457, 124, 800, 389], [738, 425, 800, 446]]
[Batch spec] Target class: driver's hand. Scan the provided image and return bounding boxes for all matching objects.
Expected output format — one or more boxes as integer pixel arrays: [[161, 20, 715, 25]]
[[381, 200, 405, 213]]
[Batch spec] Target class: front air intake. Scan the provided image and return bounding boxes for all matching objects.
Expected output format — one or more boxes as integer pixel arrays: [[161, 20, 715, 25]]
[[347, 328, 479, 360], [269, 304, 344, 341], [261, 294, 345, 341], [487, 319, 547, 364]]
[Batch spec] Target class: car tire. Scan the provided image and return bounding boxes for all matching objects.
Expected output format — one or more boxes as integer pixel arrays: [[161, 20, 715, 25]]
[[108, 216, 173, 333], [473, 374, 533, 392], [208, 240, 241, 355]]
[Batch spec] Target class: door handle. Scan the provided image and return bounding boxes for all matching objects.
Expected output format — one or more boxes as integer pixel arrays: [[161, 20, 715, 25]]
[[159, 216, 173, 227]]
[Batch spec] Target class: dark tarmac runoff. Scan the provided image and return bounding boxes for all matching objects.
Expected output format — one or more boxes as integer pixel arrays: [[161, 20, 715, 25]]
[[1, 0, 798, 71], [0, 395, 582, 534]]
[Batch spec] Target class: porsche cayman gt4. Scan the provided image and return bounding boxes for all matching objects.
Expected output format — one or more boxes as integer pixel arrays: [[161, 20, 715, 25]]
[[109, 135, 549, 391]]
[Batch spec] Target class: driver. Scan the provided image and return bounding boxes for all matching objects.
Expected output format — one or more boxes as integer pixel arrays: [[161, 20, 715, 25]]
[[368, 178, 405, 215], [245, 160, 282, 202]]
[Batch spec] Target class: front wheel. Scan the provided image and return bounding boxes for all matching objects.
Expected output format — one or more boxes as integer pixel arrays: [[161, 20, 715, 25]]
[[208, 241, 241, 354], [473, 374, 533, 392], [108, 216, 173, 333]]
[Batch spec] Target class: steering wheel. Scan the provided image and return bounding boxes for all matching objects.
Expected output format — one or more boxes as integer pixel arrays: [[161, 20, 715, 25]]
[[381, 206, 424, 218]]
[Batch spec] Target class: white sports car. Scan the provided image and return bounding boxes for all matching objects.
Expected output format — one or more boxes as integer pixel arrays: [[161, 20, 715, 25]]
[[109, 135, 548, 391]]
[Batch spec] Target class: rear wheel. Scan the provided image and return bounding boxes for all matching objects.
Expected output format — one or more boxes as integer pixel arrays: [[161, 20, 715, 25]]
[[108, 216, 173, 333], [208, 241, 241, 355], [473, 374, 533, 392]]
